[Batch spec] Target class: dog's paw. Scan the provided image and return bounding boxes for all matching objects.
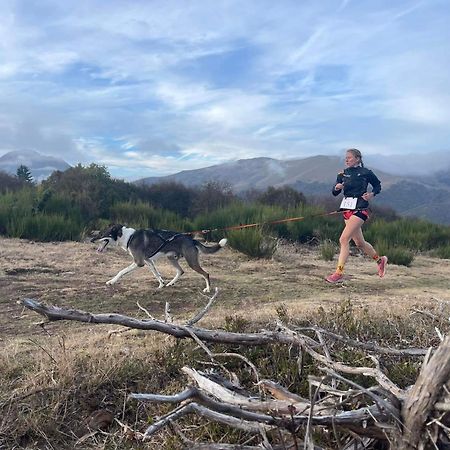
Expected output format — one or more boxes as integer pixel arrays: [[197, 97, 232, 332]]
[[203, 287, 211, 293], [106, 279, 116, 286], [157, 283, 165, 289]]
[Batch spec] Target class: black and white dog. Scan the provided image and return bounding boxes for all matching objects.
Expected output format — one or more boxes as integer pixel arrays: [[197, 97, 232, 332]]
[[91, 224, 227, 292]]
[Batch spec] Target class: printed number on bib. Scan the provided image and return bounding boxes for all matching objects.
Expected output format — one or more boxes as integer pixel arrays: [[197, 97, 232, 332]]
[[340, 197, 358, 210]]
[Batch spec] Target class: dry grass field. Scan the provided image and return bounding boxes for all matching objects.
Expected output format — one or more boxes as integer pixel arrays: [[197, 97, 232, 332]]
[[2, 237, 449, 339], [1, 236, 450, 448]]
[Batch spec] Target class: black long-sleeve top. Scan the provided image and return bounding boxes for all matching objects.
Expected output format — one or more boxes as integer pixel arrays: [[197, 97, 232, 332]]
[[332, 166, 381, 209]]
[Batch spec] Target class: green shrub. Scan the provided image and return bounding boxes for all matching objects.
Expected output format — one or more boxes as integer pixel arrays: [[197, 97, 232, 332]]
[[8, 214, 82, 241], [319, 239, 337, 261], [375, 239, 415, 267], [366, 218, 450, 252], [431, 245, 450, 259], [227, 227, 277, 258], [109, 201, 191, 231]]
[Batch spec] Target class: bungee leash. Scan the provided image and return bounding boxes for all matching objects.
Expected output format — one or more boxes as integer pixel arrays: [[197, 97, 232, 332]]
[[133, 208, 367, 256], [189, 208, 368, 235]]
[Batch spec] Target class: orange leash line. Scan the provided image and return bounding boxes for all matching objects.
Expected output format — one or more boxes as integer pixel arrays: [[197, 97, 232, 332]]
[[187, 209, 357, 235]]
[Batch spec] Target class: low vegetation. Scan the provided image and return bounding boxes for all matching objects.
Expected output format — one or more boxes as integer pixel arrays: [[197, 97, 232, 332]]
[[0, 164, 449, 266], [318, 239, 337, 261]]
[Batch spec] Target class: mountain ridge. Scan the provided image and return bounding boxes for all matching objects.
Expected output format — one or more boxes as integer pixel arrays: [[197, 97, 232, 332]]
[[0, 149, 71, 181], [135, 155, 450, 225], [136, 155, 404, 191]]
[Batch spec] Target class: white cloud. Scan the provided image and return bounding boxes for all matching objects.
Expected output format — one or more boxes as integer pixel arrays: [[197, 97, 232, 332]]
[[0, 0, 449, 179]]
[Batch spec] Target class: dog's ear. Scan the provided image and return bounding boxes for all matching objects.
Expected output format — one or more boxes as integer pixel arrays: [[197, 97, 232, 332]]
[[111, 224, 123, 238]]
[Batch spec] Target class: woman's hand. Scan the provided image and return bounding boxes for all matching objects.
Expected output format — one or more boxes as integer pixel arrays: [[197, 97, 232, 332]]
[[362, 192, 374, 201], [335, 183, 344, 190]]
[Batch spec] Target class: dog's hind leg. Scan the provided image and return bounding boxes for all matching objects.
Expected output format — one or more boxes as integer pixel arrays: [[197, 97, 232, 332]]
[[184, 249, 211, 293], [106, 262, 139, 285], [165, 256, 185, 287], [145, 259, 165, 288]]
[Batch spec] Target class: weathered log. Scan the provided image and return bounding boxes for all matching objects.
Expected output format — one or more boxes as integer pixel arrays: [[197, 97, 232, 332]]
[[396, 335, 450, 449], [20, 298, 429, 358], [21, 298, 295, 345]]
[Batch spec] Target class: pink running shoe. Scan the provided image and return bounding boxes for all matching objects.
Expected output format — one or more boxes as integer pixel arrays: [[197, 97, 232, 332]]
[[377, 256, 388, 278], [325, 272, 344, 283]]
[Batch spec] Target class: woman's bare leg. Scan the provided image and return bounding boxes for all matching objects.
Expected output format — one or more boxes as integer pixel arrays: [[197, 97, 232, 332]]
[[335, 215, 365, 273], [352, 227, 378, 259]]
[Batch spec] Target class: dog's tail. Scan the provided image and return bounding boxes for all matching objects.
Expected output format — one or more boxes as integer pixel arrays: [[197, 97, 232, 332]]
[[194, 238, 227, 254]]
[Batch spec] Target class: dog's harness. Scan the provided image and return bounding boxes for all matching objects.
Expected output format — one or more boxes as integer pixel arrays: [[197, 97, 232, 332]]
[[144, 230, 185, 259], [126, 233, 136, 249]]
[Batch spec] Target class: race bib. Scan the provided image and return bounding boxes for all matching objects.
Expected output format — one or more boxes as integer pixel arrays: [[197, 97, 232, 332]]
[[340, 197, 358, 210]]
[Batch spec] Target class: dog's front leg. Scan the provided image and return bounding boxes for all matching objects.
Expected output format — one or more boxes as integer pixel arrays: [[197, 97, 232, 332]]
[[106, 262, 138, 285], [145, 260, 165, 288]]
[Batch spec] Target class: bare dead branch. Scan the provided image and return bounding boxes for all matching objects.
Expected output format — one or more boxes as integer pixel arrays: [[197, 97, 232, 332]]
[[182, 366, 314, 415], [165, 301, 173, 323], [21, 298, 295, 346], [136, 300, 156, 320], [280, 325, 404, 399], [21, 297, 450, 448], [186, 287, 219, 326], [257, 380, 306, 403], [142, 402, 277, 438], [295, 325, 428, 357], [130, 375, 391, 439]]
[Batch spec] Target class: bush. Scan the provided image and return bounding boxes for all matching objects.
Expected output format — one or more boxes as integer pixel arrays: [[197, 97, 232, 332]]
[[109, 201, 190, 231], [7, 214, 82, 241], [319, 239, 337, 261], [193, 203, 287, 240], [366, 218, 450, 252], [226, 227, 277, 258], [375, 239, 415, 267], [431, 245, 450, 259], [256, 186, 307, 208]]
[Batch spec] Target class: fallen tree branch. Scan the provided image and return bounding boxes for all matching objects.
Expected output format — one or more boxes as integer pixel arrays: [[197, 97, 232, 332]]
[[130, 375, 391, 439], [21, 298, 296, 345], [186, 287, 220, 326], [279, 324, 404, 399], [20, 298, 450, 448], [142, 402, 277, 438], [295, 325, 428, 357], [20, 299, 429, 359]]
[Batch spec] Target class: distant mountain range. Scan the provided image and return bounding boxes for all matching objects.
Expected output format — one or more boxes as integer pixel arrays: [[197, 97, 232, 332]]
[[0, 150, 70, 181], [1, 150, 449, 224], [136, 155, 450, 225], [136, 155, 402, 191]]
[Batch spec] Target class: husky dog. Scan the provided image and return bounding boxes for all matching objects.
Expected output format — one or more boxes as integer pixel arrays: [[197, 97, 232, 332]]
[[91, 224, 227, 292]]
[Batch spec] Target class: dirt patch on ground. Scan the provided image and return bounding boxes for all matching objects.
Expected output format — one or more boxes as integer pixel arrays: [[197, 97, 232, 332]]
[[1, 237, 449, 341]]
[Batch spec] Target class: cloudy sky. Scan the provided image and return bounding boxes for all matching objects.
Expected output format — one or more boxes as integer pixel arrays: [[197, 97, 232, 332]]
[[1, 0, 449, 179]]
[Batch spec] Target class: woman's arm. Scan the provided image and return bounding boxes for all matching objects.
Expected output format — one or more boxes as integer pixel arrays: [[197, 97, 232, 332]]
[[362, 170, 381, 200], [368, 170, 381, 196], [332, 172, 344, 196]]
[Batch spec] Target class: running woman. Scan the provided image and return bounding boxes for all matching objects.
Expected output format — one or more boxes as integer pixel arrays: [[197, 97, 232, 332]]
[[326, 148, 388, 283]]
